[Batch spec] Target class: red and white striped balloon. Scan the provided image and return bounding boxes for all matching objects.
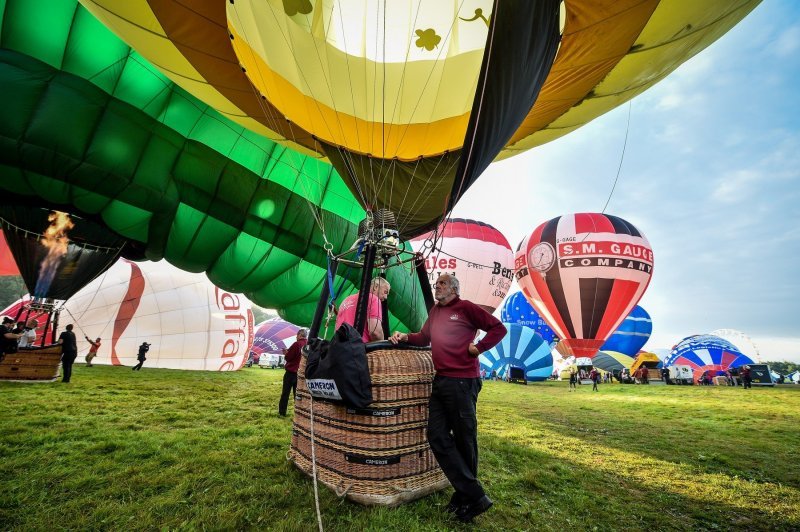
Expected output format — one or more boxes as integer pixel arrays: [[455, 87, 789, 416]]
[[411, 218, 513, 313], [515, 213, 654, 359]]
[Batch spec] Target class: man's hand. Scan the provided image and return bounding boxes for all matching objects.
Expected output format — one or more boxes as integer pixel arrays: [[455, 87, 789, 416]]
[[389, 331, 407, 344], [468, 343, 480, 358]]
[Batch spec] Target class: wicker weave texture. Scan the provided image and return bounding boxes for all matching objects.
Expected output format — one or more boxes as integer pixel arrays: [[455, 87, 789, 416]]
[[289, 347, 448, 505]]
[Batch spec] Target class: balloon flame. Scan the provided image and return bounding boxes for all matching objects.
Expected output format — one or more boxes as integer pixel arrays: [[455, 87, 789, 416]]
[[34, 211, 74, 297]]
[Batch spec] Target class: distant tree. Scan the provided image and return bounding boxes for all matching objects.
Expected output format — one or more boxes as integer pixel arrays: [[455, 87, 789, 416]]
[[0, 275, 26, 311], [764, 361, 799, 375]]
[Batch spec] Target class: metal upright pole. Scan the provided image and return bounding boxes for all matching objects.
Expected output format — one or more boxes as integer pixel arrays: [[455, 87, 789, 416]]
[[352, 243, 377, 340], [414, 253, 435, 312], [308, 258, 338, 340]]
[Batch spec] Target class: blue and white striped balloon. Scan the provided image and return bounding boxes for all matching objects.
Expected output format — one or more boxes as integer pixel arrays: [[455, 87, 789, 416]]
[[599, 305, 652, 356], [480, 323, 553, 382]]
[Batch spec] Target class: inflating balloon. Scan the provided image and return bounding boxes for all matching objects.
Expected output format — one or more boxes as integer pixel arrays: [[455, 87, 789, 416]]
[[411, 219, 513, 312], [500, 291, 558, 346], [479, 323, 553, 382], [515, 213, 654, 359], [664, 335, 755, 383], [592, 351, 634, 373], [252, 318, 301, 357], [60, 259, 255, 371]]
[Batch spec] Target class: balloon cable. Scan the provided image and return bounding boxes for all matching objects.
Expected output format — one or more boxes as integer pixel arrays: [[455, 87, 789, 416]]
[[599, 101, 632, 214]]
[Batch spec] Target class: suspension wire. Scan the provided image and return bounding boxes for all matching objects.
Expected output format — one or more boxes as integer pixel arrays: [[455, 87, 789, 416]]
[[600, 100, 632, 214]]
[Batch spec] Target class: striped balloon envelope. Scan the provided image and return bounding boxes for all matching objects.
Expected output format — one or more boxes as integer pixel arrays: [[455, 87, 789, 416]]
[[600, 305, 652, 356], [592, 351, 634, 373], [479, 323, 553, 382], [411, 218, 513, 313], [664, 335, 754, 383], [252, 318, 301, 356], [515, 213, 653, 359], [500, 291, 558, 347]]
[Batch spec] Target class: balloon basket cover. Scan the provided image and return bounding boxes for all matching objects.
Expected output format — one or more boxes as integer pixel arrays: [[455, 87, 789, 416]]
[[289, 346, 449, 506], [0, 345, 61, 382]]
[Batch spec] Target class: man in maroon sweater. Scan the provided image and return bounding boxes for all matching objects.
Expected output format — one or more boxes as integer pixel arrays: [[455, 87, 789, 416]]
[[390, 274, 506, 523], [278, 328, 307, 417]]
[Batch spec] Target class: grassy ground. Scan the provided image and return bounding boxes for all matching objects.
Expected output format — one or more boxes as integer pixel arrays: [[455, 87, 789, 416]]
[[1, 366, 798, 531]]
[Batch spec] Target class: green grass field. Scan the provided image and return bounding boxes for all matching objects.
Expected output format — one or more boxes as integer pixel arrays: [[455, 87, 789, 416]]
[[2, 366, 798, 531]]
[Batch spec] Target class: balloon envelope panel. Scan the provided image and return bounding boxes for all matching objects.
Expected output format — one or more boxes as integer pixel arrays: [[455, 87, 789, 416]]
[[515, 213, 654, 359], [599, 305, 651, 356], [664, 335, 755, 383], [62, 260, 254, 371], [479, 323, 553, 382], [500, 291, 558, 346], [252, 318, 300, 356], [592, 351, 634, 372], [411, 219, 513, 312]]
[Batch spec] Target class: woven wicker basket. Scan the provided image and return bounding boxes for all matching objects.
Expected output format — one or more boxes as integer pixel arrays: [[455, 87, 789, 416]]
[[288, 343, 449, 506], [0, 345, 62, 381]]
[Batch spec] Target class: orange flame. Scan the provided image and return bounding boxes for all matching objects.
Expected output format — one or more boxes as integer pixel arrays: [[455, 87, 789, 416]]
[[34, 211, 75, 297]]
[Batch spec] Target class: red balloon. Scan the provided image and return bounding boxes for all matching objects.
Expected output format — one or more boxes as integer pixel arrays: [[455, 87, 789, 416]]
[[515, 213, 654, 359]]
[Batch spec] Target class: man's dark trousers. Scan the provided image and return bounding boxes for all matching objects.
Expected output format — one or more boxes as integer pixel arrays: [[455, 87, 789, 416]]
[[278, 371, 298, 415], [427, 375, 485, 503], [61, 354, 76, 382]]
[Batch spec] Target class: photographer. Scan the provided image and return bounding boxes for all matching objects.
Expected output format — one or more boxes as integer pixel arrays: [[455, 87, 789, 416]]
[[132, 341, 150, 371]]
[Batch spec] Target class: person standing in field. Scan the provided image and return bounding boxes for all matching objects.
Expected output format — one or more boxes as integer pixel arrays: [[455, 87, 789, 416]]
[[569, 367, 577, 391], [389, 274, 506, 524], [84, 336, 101, 367], [590, 367, 600, 391], [278, 328, 307, 417], [741, 365, 752, 389], [58, 324, 78, 383], [132, 342, 150, 371]]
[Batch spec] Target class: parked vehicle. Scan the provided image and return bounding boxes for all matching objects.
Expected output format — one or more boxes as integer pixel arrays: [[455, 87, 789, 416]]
[[258, 353, 285, 369]]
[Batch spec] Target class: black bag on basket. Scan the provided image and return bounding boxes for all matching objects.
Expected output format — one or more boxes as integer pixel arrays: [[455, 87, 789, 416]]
[[304, 323, 372, 409]]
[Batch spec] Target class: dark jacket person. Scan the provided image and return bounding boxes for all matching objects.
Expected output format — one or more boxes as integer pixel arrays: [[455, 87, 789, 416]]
[[58, 324, 78, 383], [278, 328, 307, 416], [390, 274, 506, 523]]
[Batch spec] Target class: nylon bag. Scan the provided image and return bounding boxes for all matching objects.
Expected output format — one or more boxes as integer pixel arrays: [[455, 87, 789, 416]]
[[305, 323, 372, 409]]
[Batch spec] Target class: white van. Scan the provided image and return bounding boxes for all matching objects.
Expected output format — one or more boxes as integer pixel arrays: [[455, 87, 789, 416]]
[[669, 365, 693, 385], [258, 353, 285, 369]]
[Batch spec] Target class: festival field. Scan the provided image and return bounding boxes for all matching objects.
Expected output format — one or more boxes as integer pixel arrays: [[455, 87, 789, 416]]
[[1, 367, 798, 531]]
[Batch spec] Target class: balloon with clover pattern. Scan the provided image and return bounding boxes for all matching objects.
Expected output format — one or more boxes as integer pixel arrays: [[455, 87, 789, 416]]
[[0, 0, 759, 331]]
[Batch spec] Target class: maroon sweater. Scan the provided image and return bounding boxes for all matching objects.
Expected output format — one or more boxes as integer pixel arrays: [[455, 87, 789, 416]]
[[406, 297, 506, 378], [284, 338, 306, 373]]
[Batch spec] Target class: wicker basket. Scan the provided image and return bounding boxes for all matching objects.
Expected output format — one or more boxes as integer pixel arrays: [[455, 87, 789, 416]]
[[288, 343, 449, 506], [0, 345, 62, 381]]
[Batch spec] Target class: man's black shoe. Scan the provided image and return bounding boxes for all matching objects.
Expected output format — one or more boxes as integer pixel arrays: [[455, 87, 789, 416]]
[[456, 495, 493, 523], [445, 493, 465, 514]]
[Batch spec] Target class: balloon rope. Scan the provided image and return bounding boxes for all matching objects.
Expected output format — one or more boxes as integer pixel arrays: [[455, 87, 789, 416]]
[[309, 396, 325, 532], [600, 100, 632, 214]]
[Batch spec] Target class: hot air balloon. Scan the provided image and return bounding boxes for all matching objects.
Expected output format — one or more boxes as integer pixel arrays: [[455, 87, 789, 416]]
[[591, 351, 634, 373], [515, 213, 654, 359], [479, 323, 553, 382], [252, 318, 302, 358], [664, 335, 755, 384], [411, 219, 513, 312], [500, 291, 559, 346], [47, 259, 255, 371], [0, 0, 761, 331], [600, 305, 652, 356]]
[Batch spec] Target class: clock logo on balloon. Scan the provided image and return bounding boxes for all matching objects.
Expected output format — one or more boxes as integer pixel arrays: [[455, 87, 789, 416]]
[[529, 242, 556, 274]]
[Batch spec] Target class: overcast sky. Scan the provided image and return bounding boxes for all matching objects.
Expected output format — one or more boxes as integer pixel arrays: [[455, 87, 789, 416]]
[[452, 1, 800, 363]]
